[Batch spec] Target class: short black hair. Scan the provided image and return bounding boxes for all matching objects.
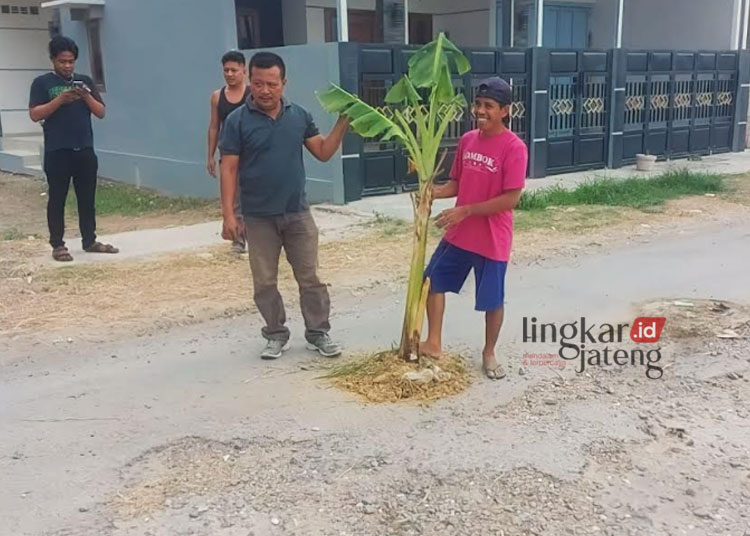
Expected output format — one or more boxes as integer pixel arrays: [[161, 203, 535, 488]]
[[221, 50, 246, 66], [49, 35, 78, 60], [249, 52, 286, 79]]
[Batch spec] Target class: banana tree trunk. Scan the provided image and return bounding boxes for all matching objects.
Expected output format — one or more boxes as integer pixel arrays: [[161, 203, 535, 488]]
[[398, 178, 434, 360]]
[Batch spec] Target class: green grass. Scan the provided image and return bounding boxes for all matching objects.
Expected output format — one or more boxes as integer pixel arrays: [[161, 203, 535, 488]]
[[372, 212, 410, 236], [514, 205, 623, 233], [65, 180, 215, 217], [2, 228, 25, 241], [517, 170, 724, 211]]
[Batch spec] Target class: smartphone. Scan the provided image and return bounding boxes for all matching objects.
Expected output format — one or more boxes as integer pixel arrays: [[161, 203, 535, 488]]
[[72, 80, 90, 92]]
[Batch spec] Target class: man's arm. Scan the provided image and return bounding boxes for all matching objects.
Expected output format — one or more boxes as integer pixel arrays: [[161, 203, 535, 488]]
[[30, 97, 63, 122], [218, 111, 243, 241], [435, 189, 523, 230], [304, 116, 349, 162], [432, 180, 459, 200], [79, 88, 105, 119], [29, 90, 79, 122], [219, 155, 241, 240], [465, 189, 524, 215], [416, 179, 457, 207], [207, 91, 221, 176], [220, 156, 239, 218], [436, 146, 527, 230]]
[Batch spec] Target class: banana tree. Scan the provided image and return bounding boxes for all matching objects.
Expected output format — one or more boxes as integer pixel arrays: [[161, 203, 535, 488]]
[[317, 33, 471, 361]]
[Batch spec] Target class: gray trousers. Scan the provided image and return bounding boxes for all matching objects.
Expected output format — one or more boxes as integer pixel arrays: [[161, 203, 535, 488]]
[[244, 210, 331, 343]]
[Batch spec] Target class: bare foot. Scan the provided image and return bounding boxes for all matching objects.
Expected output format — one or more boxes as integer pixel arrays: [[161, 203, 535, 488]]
[[482, 351, 498, 369], [419, 341, 442, 358]]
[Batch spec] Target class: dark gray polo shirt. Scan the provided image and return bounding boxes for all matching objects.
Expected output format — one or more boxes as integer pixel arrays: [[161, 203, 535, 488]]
[[219, 97, 320, 217]]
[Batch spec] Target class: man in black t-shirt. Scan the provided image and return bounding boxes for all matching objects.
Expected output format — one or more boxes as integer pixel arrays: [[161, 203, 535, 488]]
[[29, 35, 118, 262], [207, 50, 251, 254]]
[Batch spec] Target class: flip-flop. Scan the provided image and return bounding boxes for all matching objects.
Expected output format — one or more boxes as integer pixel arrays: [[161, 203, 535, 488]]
[[483, 364, 506, 380]]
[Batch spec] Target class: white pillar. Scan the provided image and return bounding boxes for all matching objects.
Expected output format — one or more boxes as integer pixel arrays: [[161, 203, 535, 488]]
[[616, 0, 624, 48], [337, 0, 349, 42], [404, 0, 409, 44], [489, 0, 496, 46], [510, 0, 515, 46], [536, 0, 544, 47], [734, 0, 743, 50], [743, 0, 750, 49]]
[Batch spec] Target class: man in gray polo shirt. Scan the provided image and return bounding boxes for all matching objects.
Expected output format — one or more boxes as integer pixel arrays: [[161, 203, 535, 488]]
[[219, 52, 349, 360]]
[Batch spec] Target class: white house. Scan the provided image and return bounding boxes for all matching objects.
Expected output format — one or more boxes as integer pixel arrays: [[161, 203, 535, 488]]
[[3, 0, 748, 138], [1, 0, 749, 200], [0, 0, 56, 137]]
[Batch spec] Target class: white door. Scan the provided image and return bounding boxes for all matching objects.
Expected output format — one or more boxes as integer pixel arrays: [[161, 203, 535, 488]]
[[0, 2, 52, 136]]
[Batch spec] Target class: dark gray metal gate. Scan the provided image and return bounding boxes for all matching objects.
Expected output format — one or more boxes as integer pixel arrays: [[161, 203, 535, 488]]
[[336, 43, 748, 202], [619, 51, 738, 162], [539, 50, 611, 175], [339, 43, 531, 198]]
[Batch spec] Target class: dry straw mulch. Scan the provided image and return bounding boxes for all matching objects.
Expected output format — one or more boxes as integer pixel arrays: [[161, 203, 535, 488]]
[[323, 351, 472, 403]]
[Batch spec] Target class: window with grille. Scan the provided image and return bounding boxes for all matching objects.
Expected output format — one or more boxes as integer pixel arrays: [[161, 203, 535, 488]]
[[1, 4, 40, 15], [87, 19, 106, 92]]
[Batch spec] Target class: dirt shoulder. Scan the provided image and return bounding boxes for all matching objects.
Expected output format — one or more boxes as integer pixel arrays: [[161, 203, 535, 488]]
[[1, 175, 749, 346], [2, 179, 750, 536], [0, 172, 220, 239]]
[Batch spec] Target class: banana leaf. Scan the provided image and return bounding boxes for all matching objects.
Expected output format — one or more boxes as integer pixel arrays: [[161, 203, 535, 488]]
[[316, 84, 407, 143]]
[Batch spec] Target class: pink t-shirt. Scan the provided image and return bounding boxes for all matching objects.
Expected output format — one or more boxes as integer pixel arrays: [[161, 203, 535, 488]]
[[443, 129, 528, 262]]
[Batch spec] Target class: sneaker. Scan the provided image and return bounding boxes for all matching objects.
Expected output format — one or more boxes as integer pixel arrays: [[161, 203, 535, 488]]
[[231, 240, 246, 254], [306, 334, 342, 358], [260, 339, 289, 360]]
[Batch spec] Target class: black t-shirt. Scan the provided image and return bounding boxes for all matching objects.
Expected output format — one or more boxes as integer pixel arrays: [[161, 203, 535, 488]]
[[29, 72, 104, 152]]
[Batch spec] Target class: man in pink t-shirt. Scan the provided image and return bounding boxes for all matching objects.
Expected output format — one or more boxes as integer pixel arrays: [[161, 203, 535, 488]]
[[421, 77, 528, 380]]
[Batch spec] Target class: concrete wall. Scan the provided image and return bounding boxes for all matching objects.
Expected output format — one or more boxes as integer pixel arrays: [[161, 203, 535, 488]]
[[241, 43, 344, 204], [0, 0, 52, 136], [623, 0, 737, 50], [590, 0, 618, 49], [55, 0, 344, 203], [306, 7, 326, 44], [427, 0, 491, 47], [60, 0, 238, 198], [283, 0, 308, 45]]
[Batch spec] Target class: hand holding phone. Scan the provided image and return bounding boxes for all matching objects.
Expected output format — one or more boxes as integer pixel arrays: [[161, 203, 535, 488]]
[[72, 80, 91, 94], [58, 88, 81, 104]]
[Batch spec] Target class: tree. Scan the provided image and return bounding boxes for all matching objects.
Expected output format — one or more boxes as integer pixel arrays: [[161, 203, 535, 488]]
[[317, 33, 471, 361]]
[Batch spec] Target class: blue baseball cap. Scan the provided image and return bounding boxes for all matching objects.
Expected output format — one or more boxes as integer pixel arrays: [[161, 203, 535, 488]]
[[476, 77, 513, 106]]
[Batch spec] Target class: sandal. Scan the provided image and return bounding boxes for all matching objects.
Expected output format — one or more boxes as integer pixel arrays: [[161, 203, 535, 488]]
[[483, 363, 507, 380], [52, 246, 73, 262], [84, 242, 119, 254]]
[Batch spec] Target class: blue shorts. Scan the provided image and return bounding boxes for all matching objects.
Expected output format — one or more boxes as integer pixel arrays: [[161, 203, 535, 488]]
[[424, 240, 507, 312]]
